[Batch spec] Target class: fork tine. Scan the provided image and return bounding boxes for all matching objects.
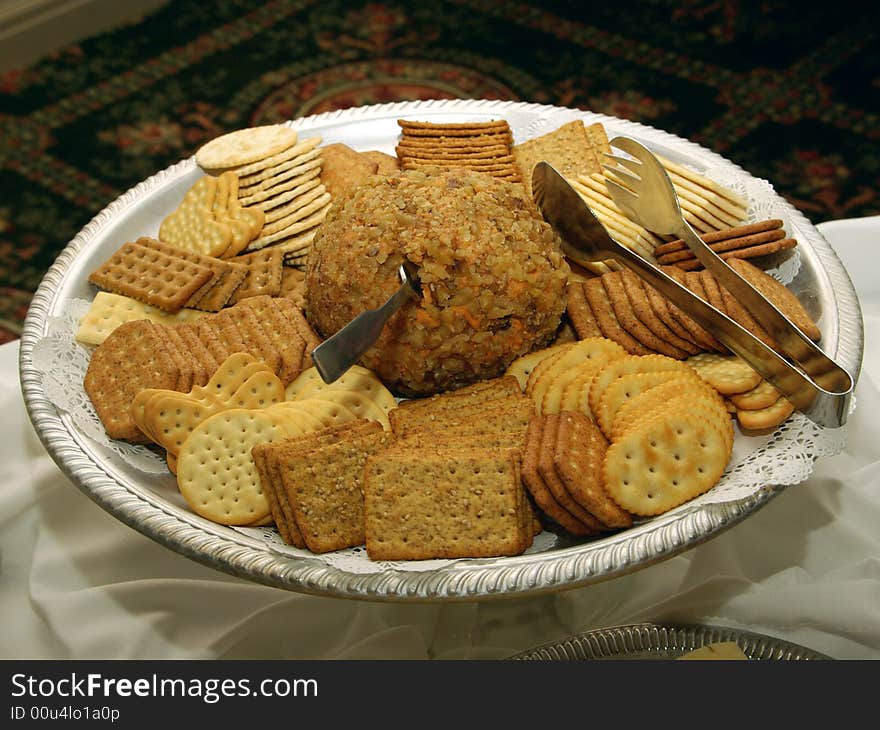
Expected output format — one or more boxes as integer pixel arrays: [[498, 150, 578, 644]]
[[604, 176, 640, 208], [610, 136, 673, 182], [601, 162, 640, 187], [602, 151, 643, 176]]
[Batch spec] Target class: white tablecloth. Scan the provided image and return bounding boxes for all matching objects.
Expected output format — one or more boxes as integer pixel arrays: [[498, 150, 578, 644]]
[[2, 217, 878, 660]]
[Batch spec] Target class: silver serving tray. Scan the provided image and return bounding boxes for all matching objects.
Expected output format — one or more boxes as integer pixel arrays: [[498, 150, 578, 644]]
[[19, 100, 864, 602], [509, 623, 832, 660]]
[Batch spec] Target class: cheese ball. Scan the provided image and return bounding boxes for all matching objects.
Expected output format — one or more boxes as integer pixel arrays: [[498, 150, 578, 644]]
[[305, 167, 569, 396]]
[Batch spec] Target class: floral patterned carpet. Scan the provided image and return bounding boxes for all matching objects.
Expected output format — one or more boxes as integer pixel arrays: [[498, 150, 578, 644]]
[[1, 0, 878, 343]]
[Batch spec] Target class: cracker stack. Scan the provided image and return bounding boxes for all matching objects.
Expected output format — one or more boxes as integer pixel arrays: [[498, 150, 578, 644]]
[[563, 260, 820, 361], [158, 171, 265, 258], [395, 119, 521, 182], [131, 352, 285, 466], [87, 237, 284, 315], [84, 295, 320, 442], [253, 419, 393, 551], [195, 125, 331, 267], [358, 376, 539, 561], [512, 347, 735, 523], [364, 444, 532, 560], [652, 219, 796, 271]]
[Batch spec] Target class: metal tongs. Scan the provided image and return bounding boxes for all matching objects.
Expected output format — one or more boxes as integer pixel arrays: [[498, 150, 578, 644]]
[[532, 146, 854, 428], [311, 261, 422, 384]]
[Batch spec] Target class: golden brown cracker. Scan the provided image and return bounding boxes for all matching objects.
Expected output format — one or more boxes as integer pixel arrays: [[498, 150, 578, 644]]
[[537, 414, 604, 531], [726, 258, 821, 341], [274, 425, 391, 553], [190, 261, 249, 312], [83, 320, 180, 442], [512, 120, 599, 196], [603, 271, 689, 359], [520, 415, 595, 536], [583, 277, 653, 356], [364, 445, 526, 560], [88, 241, 215, 313], [555, 411, 633, 529], [227, 248, 283, 304], [604, 410, 731, 516]]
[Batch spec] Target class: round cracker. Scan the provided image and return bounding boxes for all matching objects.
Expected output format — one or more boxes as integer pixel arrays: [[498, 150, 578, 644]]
[[177, 409, 284, 525], [736, 396, 795, 431], [505, 342, 572, 391], [274, 397, 358, 429], [610, 375, 712, 441], [528, 337, 627, 415], [588, 354, 694, 418], [604, 410, 731, 516], [196, 125, 298, 169], [686, 353, 763, 395], [264, 401, 326, 432], [595, 370, 686, 440], [285, 366, 322, 400], [729, 378, 781, 411]]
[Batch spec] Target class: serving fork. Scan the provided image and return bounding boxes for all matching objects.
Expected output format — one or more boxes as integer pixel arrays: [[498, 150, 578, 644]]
[[532, 151, 853, 428]]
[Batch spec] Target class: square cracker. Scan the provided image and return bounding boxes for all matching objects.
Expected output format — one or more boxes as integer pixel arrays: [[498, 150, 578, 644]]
[[234, 295, 308, 384], [364, 446, 526, 560], [83, 320, 180, 442], [227, 248, 284, 304], [88, 241, 215, 313], [274, 424, 391, 553], [256, 420, 382, 547], [513, 120, 601, 197], [132, 237, 230, 308], [191, 261, 248, 312], [390, 392, 533, 440]]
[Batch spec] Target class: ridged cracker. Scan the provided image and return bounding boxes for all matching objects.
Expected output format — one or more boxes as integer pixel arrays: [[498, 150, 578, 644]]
[[83, 320, 180, 442], [555, 410, 632, 528], [196, 125, 298, 169]]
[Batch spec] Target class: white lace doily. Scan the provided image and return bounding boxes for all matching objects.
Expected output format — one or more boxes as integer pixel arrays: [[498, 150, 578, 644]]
[[30, 295, 848, 575]]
